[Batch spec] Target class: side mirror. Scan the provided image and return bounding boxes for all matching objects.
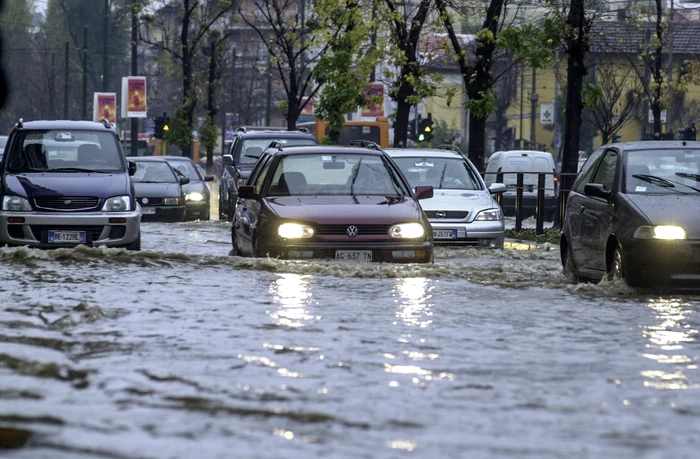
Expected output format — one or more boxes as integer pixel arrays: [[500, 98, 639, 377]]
[[584, 183, 611, 200], [128, 161, 137, 176], [238, 185, 258, 200], [488, 183, 507, 194], [414, 185, 434, 200], [204, 175, 215, 182], [179, 176, 190, 186], [222, 154, 234, 167]]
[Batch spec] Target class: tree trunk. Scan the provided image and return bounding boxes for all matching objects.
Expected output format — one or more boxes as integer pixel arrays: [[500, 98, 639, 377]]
[[181, 0, 193, 158], [392, 64, 415, 148], [206, 40, 218, 173], [468, 115, 487, 172], [559, 0, 587, 228]]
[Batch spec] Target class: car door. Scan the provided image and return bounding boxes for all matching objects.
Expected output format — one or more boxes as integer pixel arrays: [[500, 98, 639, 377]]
[[579, 149, 619, 272], [222, 137, 240, 205], [565, 148, 605, 267], [235, 155, 273, 255]]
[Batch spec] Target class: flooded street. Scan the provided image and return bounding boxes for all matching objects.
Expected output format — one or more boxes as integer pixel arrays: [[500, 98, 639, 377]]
[[1, 219, 699, 458]]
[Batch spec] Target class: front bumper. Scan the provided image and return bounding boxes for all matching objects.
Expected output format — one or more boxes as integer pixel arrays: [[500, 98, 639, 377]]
[[622, 238, 700, 287], [0, 210, 141, 248], [430, 220, 505, 248], [185, 201, 210, 219], [259, 240, 433, 263], [140, 205, 186, 222]]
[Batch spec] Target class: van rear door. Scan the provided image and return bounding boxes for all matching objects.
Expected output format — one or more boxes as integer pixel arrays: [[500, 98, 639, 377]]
[[504, 154, 537, 192]]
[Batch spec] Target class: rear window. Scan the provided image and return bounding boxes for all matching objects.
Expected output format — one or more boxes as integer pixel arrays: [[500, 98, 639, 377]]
[[237, 137, 318, 165]]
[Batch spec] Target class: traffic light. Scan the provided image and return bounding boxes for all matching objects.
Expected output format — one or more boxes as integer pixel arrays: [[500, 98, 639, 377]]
[[418, 115, 434, 143], [408, 118, 418, 142], [154, 112, 169, 139]]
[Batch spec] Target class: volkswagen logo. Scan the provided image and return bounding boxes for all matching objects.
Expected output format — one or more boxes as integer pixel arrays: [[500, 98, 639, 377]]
[[346, 225, 359, 237], [142, 197, 149, 204], [436, 211, 446, 219]]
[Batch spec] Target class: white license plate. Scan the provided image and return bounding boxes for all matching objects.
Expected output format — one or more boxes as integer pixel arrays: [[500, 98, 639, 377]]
[[335, 250, 372, 262], [49, 231, 86, 243], [141, 207, 156, 214], [433, 229, 457, 240]]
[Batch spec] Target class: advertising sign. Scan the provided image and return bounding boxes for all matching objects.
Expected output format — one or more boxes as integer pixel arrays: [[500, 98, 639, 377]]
[[121, 76, 147, 118], [93, 92, 117, 125], [648, 109, 667, 124], [300, 97, 314, 116], [362, 84, 384, 117]]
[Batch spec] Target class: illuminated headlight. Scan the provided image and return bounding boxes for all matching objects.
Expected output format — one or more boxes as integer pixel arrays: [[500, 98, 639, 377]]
[[475, 208, 503, 221], [163, 197, 180, 206], [2, 195, 32, 211], [634, 225, 686, 240], [101, 195, 131, 212], [278, 223, 314, 239], [186, 192, 204, 202], [389, 223, 425, 239]]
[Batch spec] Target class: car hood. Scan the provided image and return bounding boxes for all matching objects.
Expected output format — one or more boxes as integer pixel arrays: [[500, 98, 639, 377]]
[[133, 182, 181, 198], [420, 189, 497, 212], [4, 172, 129, 199], [266, 195, 423, 224], [626, 193, 700, 239]]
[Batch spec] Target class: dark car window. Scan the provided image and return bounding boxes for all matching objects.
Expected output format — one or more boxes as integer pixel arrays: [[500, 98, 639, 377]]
[[573, 148, 606, 193], [132, 161, 178, 183], [6, 130, 124, 172], [236, 138, 317, 165], [591, 150, 618, 191], [392, 156, 483, 190], [247, 153, 272, 186], [625, 149, 700, 193], [266, 153, 409, 197], [254, 157, 273, 193], [166, 159, 201, 180]]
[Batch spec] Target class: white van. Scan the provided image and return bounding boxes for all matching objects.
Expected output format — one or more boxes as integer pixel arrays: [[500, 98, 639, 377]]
[[484, 150, 557, 220]]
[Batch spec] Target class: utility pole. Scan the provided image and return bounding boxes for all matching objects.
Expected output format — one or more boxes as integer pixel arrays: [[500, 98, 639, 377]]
[[519, 62, 524, 148], [103, 0, 109, 91], [265, 54, 272, 126], [530, 68, 538, 147], [130, 0, 138, 155], [49, 53, 56, 119], [64, 41, 69, 119], [82, 26, 88, 120], [666, 0, 675, 132]]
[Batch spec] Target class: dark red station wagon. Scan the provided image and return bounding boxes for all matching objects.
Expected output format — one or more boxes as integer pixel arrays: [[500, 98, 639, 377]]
[[231, 144, 434, 263]]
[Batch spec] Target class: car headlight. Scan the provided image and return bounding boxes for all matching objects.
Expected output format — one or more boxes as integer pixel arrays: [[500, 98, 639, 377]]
[[278, 223, 314, 239], [389, 223, 425, 239], [474, 208, 503, 221], [186, 192, 205, 202], [634, 225, 686, 240], [163, 197, 181, 206], [101, 195, 131, 212], [2, 195, 32, 211]]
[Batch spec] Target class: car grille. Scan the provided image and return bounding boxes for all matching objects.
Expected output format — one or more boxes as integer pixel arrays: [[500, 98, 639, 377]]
[[30, 225, 104, 242], [139, 197, 163, 206], [425, 210, 469, 219], [34, 196, 99, 211], [314, 224, 390, 235]]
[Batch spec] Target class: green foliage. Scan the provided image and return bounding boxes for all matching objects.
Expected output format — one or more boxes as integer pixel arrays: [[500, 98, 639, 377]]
[[198, 116, 218, 154], [464, 89, 498, 120], [582, 83, 603, 109], [165, 105, 194, 152], [496, 20, 561, 68]]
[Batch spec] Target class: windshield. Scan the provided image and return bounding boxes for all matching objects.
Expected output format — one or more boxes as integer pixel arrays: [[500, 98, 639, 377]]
[[165, 159, 202, 180], [131, 161, 178, 183], [237, 138, 317, 165], [392, 157, 483, 190], [625, 149, 700, 193], [6, 130, 124, 173], [267, 153, 409, 197]]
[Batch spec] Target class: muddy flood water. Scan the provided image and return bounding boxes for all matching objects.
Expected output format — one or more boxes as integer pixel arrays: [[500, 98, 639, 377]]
[[1, 220, 699, 458]]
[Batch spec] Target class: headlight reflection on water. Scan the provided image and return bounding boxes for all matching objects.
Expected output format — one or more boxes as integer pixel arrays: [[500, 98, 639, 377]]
[[641, 299, 699, 390], [267, 273, 316, 328]]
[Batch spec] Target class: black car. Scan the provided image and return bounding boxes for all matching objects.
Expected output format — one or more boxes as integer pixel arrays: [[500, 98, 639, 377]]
[[219, 127, 318, 221], [163, 156, 214, 221], [128, 157, 189, 222], [560, 141, 700, 287]]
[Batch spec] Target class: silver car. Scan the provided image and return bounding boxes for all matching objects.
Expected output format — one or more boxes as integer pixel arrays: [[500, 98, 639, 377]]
[[386, 148, 506, 248]]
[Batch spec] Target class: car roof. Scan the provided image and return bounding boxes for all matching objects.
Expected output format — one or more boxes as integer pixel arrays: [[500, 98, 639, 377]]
[[127, 156, 170, 163], [161, 156, 194, 162], [238, 130, 316, 139], [273, 145, 386, 156], [16, 120, 117, 132], [384, 148, 463, 159], [491, 150, 553, 157], [600, 141, 700, 152]]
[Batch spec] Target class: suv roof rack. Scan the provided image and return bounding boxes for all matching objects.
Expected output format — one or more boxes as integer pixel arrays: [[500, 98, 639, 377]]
[[16, 118, 24, 129], [101, 119, 113, 129], [348, 140, 383, 151], [267, 140, 284, 150], [297, 127, 310, 134], [438, 144, 464, 155], [237, 126, 291, 133]]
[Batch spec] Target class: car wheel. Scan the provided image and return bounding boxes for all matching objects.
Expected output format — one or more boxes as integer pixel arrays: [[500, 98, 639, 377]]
[[252, 235, 262, 258], [219, 189, 227, 220], [230, 227, 240, 256], [609, 244, 625, 281], [126, 232, 141, 251], [227, 197, 235, 222], [562, 243, 579, 282], [202, 209, 210, 221]]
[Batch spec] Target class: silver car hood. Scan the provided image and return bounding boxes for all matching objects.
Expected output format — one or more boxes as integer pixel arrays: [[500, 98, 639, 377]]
[[419, 189, 498, 212]]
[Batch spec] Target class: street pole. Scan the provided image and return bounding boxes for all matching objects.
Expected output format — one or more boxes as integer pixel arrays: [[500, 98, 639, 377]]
[[64, 41, 69, 119], [103, 0, 109, 92], [49, 53, 56, 119], [265, 53, 272, 126], [82, 26, 88, 120], [519, 62, 524, 149], [530, 68, 538, 148], [666, 0, 675, 133], [130, 0, 138, 155]]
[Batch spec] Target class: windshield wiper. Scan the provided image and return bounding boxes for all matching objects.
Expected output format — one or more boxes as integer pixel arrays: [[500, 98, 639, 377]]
[[350, 157, 362, 197], [633, 174, 698, 193], [51, 167, 107, 173], [437, 163, 448, 189], [676, 172, 700, 182]]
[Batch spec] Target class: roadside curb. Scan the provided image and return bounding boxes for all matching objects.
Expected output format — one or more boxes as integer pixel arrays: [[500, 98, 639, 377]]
[[504, 239, 559, 251]]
